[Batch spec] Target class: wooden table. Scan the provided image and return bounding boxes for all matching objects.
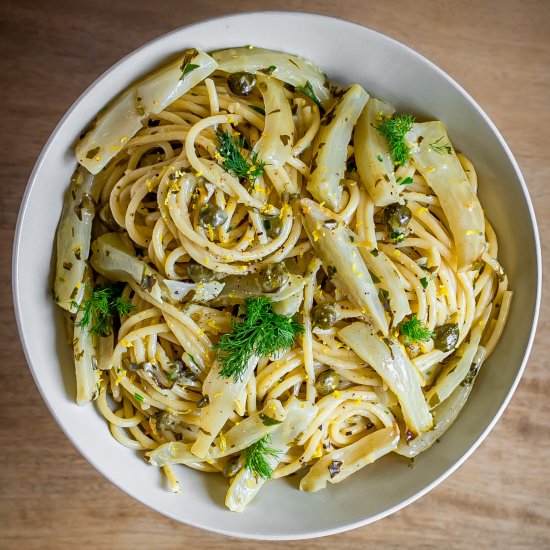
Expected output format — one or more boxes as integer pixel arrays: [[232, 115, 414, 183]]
[[1, 1, 548, 548]]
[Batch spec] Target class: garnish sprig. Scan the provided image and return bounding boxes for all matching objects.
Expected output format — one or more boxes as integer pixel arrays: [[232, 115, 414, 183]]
[[243, 434, 281, 479], [73, 284, 134, 336], [374, 113, 415, 166], [215, 128, 267, 186], [398, 314, 434, 345], [213, 297, 304, 381]]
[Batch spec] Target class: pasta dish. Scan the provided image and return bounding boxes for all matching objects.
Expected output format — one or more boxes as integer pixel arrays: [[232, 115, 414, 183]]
[[53, 46, 512, 512]]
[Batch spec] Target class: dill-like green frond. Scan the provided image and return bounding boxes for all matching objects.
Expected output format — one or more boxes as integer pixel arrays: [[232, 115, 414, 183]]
[[215, 128, 267, 185], [398, 314, 434, 345], [243, 434, 281, 479], [374, 113, 415, 166], [213, 297, 303, 380], [73, 284, 134, 336]]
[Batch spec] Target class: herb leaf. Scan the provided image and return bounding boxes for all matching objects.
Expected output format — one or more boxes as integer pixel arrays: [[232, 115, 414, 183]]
[[243, 434, 281, 479], [295, 81, 323, 112], [72, 284, 134, 336], [374, 114, 415, 166], [399, 176, 414, 185], [259, 65, 277, 75], [398, 314, 434, 345], [429, 137, 452, 155], [215, 128, 267, 185], [213, 297, 303, 381], [249, 105, 266, 116], [180, 63, 199, 79]]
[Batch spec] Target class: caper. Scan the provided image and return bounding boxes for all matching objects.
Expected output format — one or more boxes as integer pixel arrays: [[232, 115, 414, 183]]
[[315, 369, 340, 396], [260, 263, 289, 292], [198, 203, 228, 228], [265, 216, 283, 239], [432, 323, 460, 351], [155, 411, 180, 431], [311, 303, 338, 329], [227, 72, 257, 96], [223, 456, 242, 478], [167, 359, 197, 383], [187, 262, 215, 283], [382, 203, 412, 233]]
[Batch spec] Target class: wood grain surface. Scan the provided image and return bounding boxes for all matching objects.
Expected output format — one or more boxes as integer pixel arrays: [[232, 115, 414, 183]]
[[1, 1, 548, 548]]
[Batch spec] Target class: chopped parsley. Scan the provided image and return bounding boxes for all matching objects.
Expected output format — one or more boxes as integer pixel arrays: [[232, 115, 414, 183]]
[[213, 297, 303, 381], [368, 270, 381, 284], [180, 63, 199, 79], [295, 81, 323, 112], [399, 176, 414, 185], [179, 48, 199, 80], [249, 105, 266, 116], [420, 277, 429, 289], [259, 65, 277, 75], [389, 230, 405, 243], [259, 413, 283, 426], [374, 114, 415, 166]]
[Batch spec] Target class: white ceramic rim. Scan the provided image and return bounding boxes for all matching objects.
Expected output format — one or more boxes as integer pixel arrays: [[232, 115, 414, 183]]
[[12, 11, 542, 540]]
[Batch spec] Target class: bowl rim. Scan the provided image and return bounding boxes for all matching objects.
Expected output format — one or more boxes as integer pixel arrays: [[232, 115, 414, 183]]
[[12, 10, 542, 540]]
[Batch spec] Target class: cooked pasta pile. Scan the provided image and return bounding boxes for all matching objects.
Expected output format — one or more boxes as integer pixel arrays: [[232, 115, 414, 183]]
[[53, 46, 512, 511]]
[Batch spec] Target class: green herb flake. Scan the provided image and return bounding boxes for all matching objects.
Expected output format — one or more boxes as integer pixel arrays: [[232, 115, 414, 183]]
[[262, 219, 271, 231], [429, 137, 452, 155], [180, 63, 199, 80], [376, 154, 383, 162], [370, 249, 379, 257], [420, 277, 429, 289], [399, 176, 414, 185], [72, 284, 135, 336], [398, 314, 434, 345], [295, 81, 323, 112], [243, 434, 281, 479], [389, 230, 405, 243], [368, 270, 381, 284], [327, 265, 337, 280], [259, 65, 277, 75], [167, 368, 179, 382], [213, 297, 303, 381], [249, 105, 266, 116], [259, 413, 283, 426], [374, 114, 415, 166], [134, 392, 144, 403]]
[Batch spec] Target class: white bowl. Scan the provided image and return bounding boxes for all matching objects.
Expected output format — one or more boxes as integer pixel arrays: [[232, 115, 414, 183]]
[[13, 11, 541, 540]]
